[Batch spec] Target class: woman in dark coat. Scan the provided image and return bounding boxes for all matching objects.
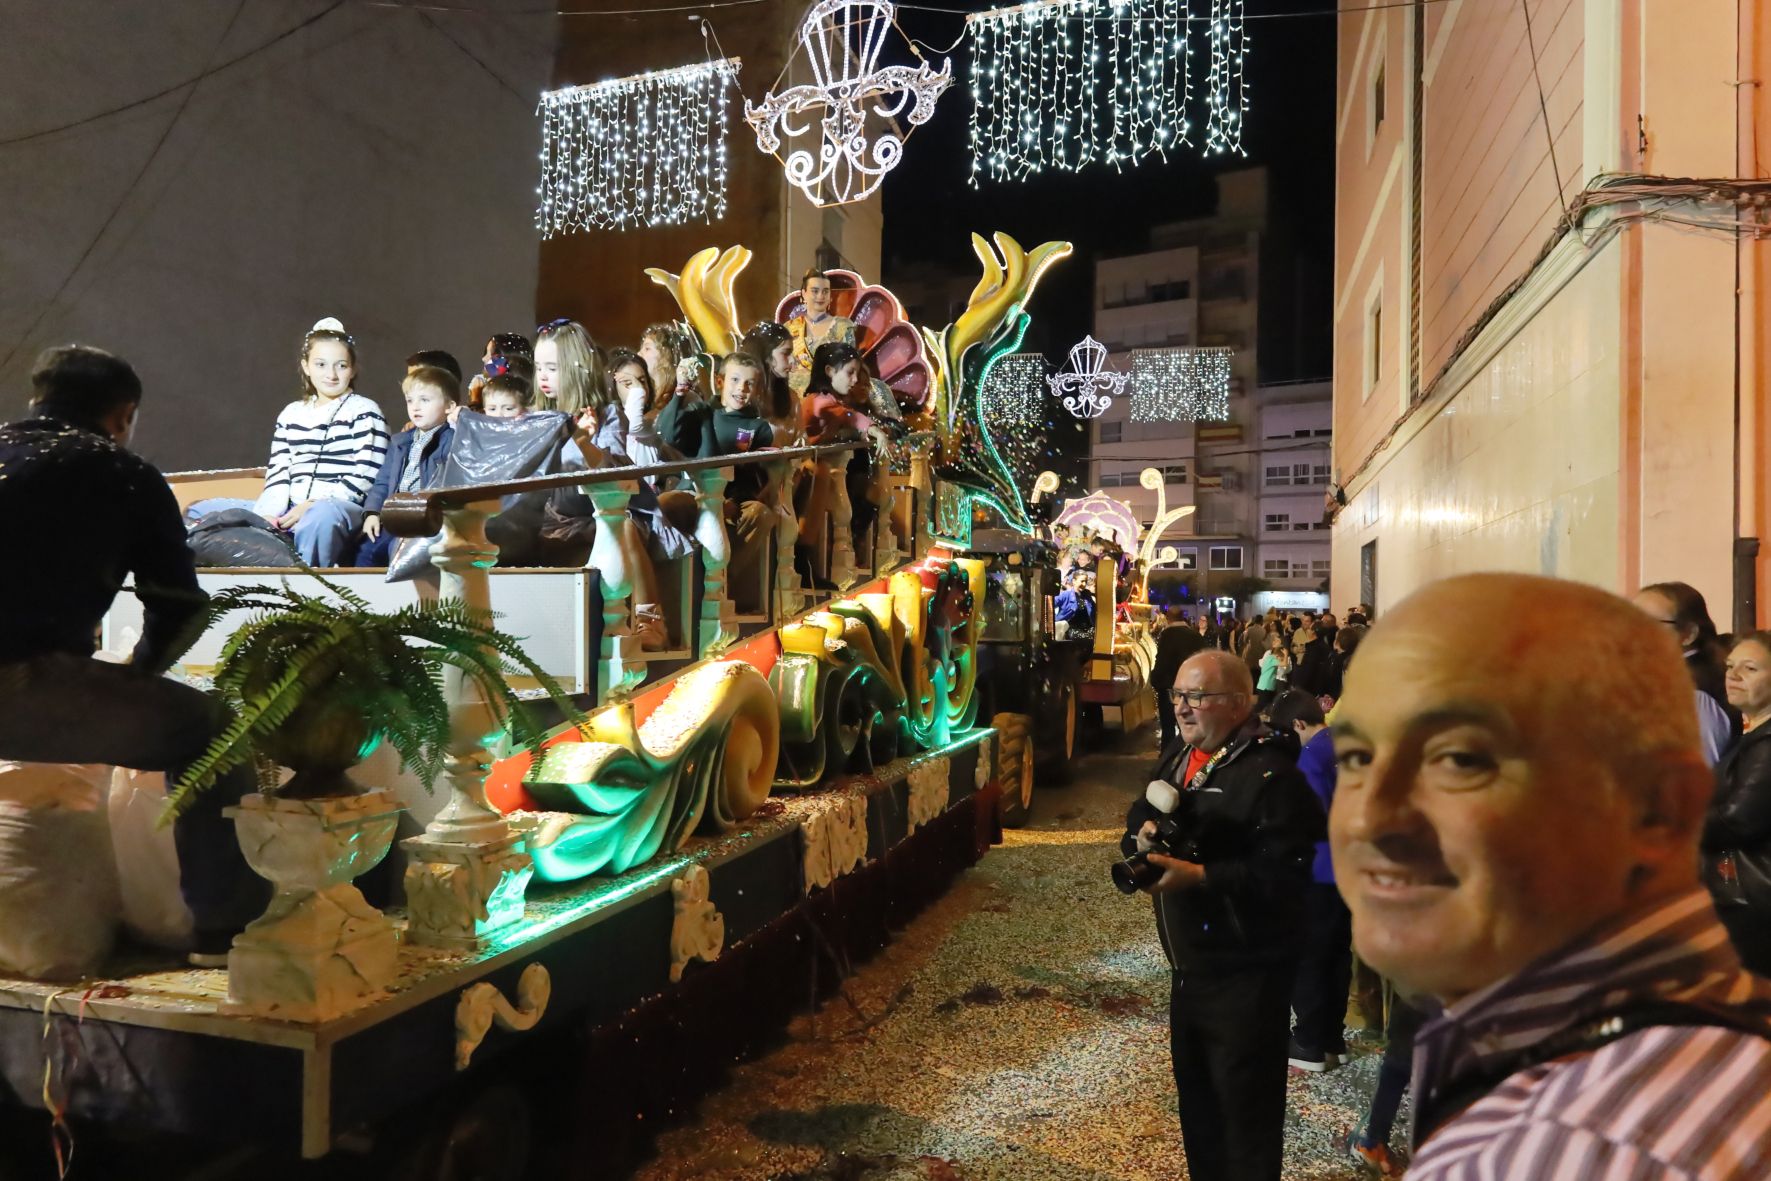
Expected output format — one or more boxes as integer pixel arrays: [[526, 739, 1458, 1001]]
[[1704, 632, 1771, 974]]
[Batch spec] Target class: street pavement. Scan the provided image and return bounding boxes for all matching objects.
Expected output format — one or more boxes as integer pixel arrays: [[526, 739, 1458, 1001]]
[[633, 724, 1401, 1180]]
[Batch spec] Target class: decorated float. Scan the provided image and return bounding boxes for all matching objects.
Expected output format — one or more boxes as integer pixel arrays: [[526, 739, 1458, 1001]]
[[0, 234, 1088, 1174], [1048, 467, 1198, 733]]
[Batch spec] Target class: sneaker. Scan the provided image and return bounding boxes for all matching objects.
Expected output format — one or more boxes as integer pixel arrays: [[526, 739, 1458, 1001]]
[[1344, 1131, 1404, 1178], [1287, 1038, 1338, 1072]]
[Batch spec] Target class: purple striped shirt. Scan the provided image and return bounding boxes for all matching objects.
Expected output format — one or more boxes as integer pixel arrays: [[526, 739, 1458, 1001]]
[[1410, 888, 1771, 1179]]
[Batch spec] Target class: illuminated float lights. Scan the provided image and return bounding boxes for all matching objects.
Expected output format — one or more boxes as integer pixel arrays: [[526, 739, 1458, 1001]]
[[536, 57, 740, 237]]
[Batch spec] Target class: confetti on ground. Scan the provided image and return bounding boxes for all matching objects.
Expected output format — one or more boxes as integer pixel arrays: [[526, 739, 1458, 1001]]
[[635, 729, 1409, 1180]]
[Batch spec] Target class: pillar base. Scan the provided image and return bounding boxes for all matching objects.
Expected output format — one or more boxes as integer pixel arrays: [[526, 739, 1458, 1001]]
[[401, 832, 533, 951]]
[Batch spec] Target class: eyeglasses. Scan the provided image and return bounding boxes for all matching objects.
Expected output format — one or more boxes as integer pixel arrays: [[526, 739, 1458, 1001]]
[[1171, 689, 1239, 707]]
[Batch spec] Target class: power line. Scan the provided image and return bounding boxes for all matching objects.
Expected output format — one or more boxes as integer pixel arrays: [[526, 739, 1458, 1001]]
[[0, 2, 344, 149], [0, 0, 254, 375], [416, 9, 530, 99]]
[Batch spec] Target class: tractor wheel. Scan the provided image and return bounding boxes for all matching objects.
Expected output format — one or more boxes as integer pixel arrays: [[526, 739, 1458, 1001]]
[[1038, 676, 1079, 785], [992, 712, 1037, 828]]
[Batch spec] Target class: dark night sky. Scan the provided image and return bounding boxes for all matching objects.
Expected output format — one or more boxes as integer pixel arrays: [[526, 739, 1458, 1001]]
[[879, 0, 1340, 382]]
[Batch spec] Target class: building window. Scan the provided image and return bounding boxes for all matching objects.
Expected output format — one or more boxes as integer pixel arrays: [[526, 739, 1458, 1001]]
[[1312, 559, 1332, 580], [1163, 463, 1188, 484], [1364, 289, 1384, 399], [1099, 421, 1122, 444], [1312, 464, 1331, 482], [1264, 465, 1291, 487], [1263, 558, 1290, 579], [1209, 545, 1243, 570], [1177, 549, 1199, 570], [1372, 58, 1386, 132], [1264, 514, 1291, 532]]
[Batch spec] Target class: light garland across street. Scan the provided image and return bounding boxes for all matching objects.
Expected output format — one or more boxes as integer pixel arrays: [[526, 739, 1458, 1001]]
[[965, 0, 1204, 184], [536, 58, 740, 237], [1128, 346, 1232, 422]]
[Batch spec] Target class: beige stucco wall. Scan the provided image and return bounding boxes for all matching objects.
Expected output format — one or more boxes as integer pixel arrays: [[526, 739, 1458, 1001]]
[[1332, 237, 1621, 612]]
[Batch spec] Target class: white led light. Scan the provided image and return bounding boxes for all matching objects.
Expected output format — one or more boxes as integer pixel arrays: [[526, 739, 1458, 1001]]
[[966, 0, 1236, 183], [536, 58, 739, 237], [1128, 347, 1232, 422]]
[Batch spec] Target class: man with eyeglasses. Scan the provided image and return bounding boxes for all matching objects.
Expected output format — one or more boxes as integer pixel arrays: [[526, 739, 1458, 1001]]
[[1120, 649, 1325, 1181]]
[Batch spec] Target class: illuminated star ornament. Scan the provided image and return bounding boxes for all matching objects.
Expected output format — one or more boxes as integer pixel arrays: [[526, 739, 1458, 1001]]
[[536, 58, 740, 236], [1128, 346, 1232, 422], [745, 0, 951, 206], [1049, 336, 1127, 419]]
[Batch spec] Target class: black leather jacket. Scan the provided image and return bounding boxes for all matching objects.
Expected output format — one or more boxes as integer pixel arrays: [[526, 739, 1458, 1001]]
[[1121, 720, 1326, 972], [1704, 722, 1771, 905]]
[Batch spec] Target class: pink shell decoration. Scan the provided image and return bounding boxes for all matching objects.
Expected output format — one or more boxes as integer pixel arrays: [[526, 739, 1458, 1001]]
[[776, 270, 933, 413]]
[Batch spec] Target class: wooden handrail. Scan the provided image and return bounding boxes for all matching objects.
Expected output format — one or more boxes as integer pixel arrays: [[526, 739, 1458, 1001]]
[[379, 442, 867, 538]]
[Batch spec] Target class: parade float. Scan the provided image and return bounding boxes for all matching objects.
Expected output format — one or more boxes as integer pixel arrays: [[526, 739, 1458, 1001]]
[[0, 234, 1085, 1174], [1049, 467, 1198, 733]]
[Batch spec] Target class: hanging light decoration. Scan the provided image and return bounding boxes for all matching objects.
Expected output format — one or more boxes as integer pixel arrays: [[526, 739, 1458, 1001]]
[[1128, 346, 1232, 422], [1203, 0, 1249, 155], [745, 0, 951, 207], [966, 0, 1196, 184], [536, 58, 740, 237], [1049, 335, 1128, 419], [980, 351, 1049, 491]]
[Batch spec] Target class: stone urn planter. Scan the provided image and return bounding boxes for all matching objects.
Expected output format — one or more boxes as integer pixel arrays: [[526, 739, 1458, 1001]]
[[224, 787, 403, 1022]]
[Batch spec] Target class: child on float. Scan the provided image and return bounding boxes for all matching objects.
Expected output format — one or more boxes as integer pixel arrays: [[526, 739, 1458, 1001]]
[[188, 318, 389, 566], [799, 341, 899, 559], [643, 322, 709, 458], [467, 333, 531, 411], [533, 319, 670, 650], [355, 365, 458, 566], [741, 321, 803, 446], [696, 352, 784, 613]]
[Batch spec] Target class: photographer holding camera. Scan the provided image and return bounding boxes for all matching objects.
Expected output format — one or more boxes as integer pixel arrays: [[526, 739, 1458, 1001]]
[[1118, 649, 1325, 1181]]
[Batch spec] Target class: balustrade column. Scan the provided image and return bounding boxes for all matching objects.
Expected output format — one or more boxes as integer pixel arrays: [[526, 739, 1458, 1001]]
[[403, 499, 534, 949], [688, 467, 737, 657], [768, 458, 807, 620], [826, 449, 859, 591], [586, 480, 643, 702]]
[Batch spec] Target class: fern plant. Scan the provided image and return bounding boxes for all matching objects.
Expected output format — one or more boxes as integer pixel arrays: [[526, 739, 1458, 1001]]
[[165, 574, 582, 821]]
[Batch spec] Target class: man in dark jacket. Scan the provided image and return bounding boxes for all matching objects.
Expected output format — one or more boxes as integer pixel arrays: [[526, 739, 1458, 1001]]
[[0, 346, 264, 963], [1288, 624, 1333, 697], [1151, 606, 1206, 748], [1123, 649, 1325, 1181]]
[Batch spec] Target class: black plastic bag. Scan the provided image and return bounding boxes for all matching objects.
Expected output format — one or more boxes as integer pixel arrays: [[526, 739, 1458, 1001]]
[[187, 508, 299, 568]]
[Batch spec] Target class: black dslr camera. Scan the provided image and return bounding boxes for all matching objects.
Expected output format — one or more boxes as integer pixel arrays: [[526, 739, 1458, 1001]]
[[1111, 780, 1204, 894]]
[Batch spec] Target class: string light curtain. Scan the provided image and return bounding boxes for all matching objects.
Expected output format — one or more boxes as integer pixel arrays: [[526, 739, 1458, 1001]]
[[980, 352, 1051, 492], [1128, 346, 1232, 422], [1203, 0, 1248, 154], [536, 58, 739, 237], [966, 0, 1201, 185]]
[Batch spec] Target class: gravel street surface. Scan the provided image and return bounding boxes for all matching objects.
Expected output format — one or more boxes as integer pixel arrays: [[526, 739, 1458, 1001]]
[[634, 726, 1405, 1181]]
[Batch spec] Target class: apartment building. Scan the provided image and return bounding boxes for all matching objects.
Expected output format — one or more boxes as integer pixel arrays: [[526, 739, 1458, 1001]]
[[1255, 380, 1334, 612], [1089, 168, 1269, 603], [1331, 2, 1770, 625]]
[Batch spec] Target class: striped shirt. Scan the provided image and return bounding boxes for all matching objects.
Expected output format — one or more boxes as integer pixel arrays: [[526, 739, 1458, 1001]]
[[1410, 888, 1771, 1179], [252, 393, 388, 518]]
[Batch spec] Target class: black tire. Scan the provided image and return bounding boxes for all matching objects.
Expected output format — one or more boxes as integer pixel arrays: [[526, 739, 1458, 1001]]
[[388, 1082, 532, 1181], [1038, 676, 1079, 785], [993, 712, 1036, 828]]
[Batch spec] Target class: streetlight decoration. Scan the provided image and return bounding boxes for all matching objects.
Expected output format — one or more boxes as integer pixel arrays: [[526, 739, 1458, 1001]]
[[965, 0, 1198, 184], [1128, 346, 1231, 422], [1203, 0, 1249, 155], [745, 0, 951, 207], [536, 59, 740, 237], [1049, 335, 1127, 419]]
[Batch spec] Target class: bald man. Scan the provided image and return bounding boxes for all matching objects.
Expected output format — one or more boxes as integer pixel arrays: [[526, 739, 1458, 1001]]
[[1121, 648, 1325, 1181], [1331, 573, 1771, 1179]]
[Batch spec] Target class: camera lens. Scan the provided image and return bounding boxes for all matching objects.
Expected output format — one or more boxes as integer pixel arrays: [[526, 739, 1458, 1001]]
[[1111, 854, 1161, 895]]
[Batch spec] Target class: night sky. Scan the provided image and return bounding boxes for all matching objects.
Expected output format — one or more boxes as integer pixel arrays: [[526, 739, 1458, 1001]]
[[880, 0, 1339, 381]]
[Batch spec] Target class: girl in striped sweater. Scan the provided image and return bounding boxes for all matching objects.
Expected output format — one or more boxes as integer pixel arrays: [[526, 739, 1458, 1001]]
[[251, 319, 389, 564]]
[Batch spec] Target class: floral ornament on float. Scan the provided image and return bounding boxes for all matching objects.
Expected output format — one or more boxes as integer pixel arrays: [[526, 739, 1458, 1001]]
[[745, 0, 951, 207]]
